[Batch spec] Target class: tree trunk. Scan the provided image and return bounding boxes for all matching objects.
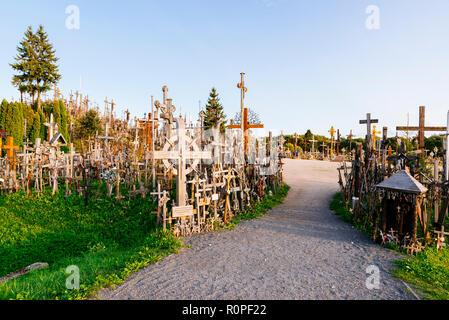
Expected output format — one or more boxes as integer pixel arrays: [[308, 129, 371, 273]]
[[37, 91, 41, 110]]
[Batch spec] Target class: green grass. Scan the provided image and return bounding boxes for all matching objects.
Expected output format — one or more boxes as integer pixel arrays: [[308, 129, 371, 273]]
[[392, 247, 449, 300], [0, 188, 182, 300]]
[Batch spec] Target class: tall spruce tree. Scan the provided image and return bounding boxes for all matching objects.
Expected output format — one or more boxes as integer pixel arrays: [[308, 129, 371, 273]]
[[204, 87, 227, 131], [10, 25, 61, 110]]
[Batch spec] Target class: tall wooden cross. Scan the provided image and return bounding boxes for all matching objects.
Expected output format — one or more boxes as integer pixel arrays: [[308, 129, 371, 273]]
[[227, 107, 264, 152], [329, 126, 336, 156], [359, 113, 378, 150], [396, 106, 446, 151], [372, 125, 381, 150], [309, 135, 317, 153]]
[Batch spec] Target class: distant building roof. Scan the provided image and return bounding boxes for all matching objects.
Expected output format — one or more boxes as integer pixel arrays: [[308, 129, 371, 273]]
[[376, 170, 427, 194]]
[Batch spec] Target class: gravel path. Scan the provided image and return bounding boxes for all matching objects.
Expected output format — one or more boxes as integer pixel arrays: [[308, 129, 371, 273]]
[[98, 159, 413, 300]]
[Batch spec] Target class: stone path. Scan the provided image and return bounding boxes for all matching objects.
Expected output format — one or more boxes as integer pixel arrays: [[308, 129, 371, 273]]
[[98, 159, 413, 300]]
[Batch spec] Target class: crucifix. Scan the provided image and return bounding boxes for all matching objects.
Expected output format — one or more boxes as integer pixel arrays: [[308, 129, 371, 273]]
[[150, 116, 211, 219], [396, 106, 446, 152], [309, 135, 317, 153], [329, 126, 336, 156], [359, 113, 378, 150]]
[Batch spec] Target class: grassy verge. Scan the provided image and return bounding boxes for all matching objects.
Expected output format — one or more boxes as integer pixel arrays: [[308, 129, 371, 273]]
[[0, 189, 182, 300], [329, 191, 449, 300]]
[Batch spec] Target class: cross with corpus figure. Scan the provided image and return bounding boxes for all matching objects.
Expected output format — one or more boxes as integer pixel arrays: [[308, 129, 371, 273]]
[[149, 116, 211, 218], [359, 113, 378, 150], [329, 126, 336, 156], [227, 107, 264, 152], [396, 106, 446, 151], [3, 136, 19, 168]]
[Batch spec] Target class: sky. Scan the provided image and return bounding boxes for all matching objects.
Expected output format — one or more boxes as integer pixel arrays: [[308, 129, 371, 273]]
[[1, 0, 449, 139]]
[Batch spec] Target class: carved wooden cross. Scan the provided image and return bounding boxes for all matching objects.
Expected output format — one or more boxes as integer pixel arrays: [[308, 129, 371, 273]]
[[309, 135, 317, 153], [396, 106, 446, 151], [329, 126, 336, 156], [359, 113, 378, 149]]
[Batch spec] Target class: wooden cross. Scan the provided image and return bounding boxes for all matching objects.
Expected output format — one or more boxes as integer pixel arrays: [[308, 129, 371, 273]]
[[329, 126, 336, 156], [2, 136, 19, 168], [396, 106, 446, 151], [359, 113, 378, 149], [372, 125, 381, 150], [227, 107, 264, 152], [150, 116, 211, 217]]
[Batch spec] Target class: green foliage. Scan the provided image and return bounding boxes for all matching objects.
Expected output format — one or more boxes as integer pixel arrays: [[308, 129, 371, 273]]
[[75, 109, 102, 140], [225, 184, 290, 230], [204, 87, 227, 132], [0, 188, 182, 300], [10, 25, 61, 109]]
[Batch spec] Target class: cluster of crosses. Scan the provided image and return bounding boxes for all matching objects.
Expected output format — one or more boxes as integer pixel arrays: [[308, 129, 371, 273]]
[[337, 107, 449, 254], [0, 75, 285, 237]]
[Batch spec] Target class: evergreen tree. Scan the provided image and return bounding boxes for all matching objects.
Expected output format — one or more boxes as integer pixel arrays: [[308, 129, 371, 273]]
[[75, 110, 102, 139], [10, 25, 61, 110], [204, 87, 227, 131]]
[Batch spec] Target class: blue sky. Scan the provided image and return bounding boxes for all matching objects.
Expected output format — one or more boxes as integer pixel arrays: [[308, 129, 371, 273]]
[[1, 0, 449, 138]]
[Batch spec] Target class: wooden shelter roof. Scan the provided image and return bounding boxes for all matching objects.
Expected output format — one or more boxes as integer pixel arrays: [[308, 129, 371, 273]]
[[376, 170, 427, 194]]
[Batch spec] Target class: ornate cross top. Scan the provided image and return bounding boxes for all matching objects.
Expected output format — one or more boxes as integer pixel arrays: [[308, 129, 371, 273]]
[[3, 136, 19, 168], [359, 113, 378, 149], [329, 126, 336, 156], [396, 106, 446, 151]]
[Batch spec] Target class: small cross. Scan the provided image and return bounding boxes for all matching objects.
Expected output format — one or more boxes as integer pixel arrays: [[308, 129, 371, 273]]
[[359, 113, 379, 149]]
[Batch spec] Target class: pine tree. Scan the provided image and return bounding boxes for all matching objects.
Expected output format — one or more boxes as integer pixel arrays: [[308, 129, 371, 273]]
[[10, 25, 61, 110], [204, 87, 227, 131]]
